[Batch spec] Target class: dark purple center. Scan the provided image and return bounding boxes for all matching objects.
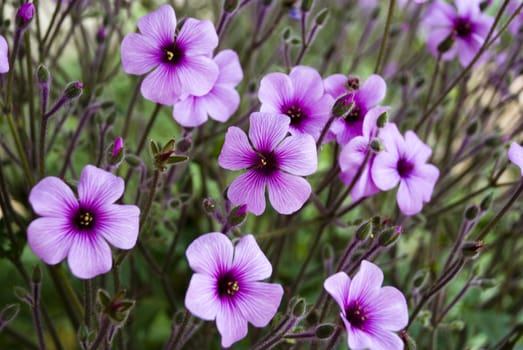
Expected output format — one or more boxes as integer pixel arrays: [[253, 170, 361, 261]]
[[256, 152, 278, 175], [285, 104, 307, 126], [345, 301, 369, 329], [161, 41, 184, 65], [397, 157, 414, 178], [73, 208, 96, 231], [454, 17, 472, 38], [344, 105, 362, 124], [217, 272, 240, 298]]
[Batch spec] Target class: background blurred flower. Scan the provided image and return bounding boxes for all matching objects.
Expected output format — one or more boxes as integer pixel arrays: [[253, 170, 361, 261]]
[[0, 35, 8, 73]]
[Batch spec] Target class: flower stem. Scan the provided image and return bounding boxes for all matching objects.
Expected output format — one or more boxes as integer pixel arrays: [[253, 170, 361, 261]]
[[374, 0, 395, 74], [31, 279, 47, 350]]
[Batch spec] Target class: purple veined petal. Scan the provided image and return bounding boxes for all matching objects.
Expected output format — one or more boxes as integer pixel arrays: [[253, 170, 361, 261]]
[[27, 217, 75, 265], [176, 18, 218, 56], [216, 303, 249, 348], [345, 323, 374, 350], [172, 95, 209, 127], [456, 33, 484, 67], [0, 35, 9, 73], [410, 163, 440, 202], [227, 170, 267, 216], [362, 106, 390, 139], [365, 327, 405, 350], [67, 233, 112, 279], [355, 75, 387, 108], [203, 85, 240, 123], [455, 0, 482, 16], [29, 176, 78, 217], [423, 1, 456, 28], [78, 165, 124, 208], [137, 4, 177, 47], [235, 281, 283, 327], [97, 204, 140, 250], [508, 142, 523, 174], [339, 137, 367, 185], [141, 64, 182, 105], [232, 235, 272, 281], [289, 66, 324, 102], [295, 94, 334, 140], [324, 272, 351, 314], [258, 72, 294, 111], [404, 130, 432, 163], [369, 286, 409, 331], [379, 122, 404, 159], [184, 273, 220, 321], [185, 232, 233, 275], [176, 55, 219, 97], [218, 127, 257, 171], [397, 178, 424, 215], [323, 74, 347, 99], [274, 134, 317, 176], [348, 260, 384, 305], [351, 160, 380, 201], [266, 171, 311, 215], [120, 33, 160, 75], [248, 112, 290, 152], [214, 49, 243, 86], [371, 152, 401, 191], [473, 14, 494, 37]]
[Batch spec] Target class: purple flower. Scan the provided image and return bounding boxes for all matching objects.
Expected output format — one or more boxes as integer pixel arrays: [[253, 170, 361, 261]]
[[258, 65, 333, 141], [508, 142, 523, 175], [508, 0, 523, 36], [16, 3, 35, 27], [324, 260, 408, 350], [185, 232, 283, 348], [0, 35, 8, 73], [218, 112, 317, 215], [371, 123, 439, 216], [172, 49, 243, 127], [423, 0, 494, 66], [121, 4, 219, 105], [339, 106, 389, 201], [27, 165, 140, 279], [324, 74, 387, 145]]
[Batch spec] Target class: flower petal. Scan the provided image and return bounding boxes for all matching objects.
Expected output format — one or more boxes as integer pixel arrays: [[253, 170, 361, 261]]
[[232, 235, 272, 281], [216, 303, 248, 348], [509, 142, 523, 174], [323, 74, 347, 99], [362, 106, 390, 139], [227, 170, 267, 216], [177, 18, 218, 56], [177, 55, 219, 97], [185, 273, 220, 320], [367, 327, 405, 350], [258, 73, 294, 111], [67, 233, 112, 279], [120, 33, 159, 75], [348, 260, 384, 305], [78, 165, 124, 208], [274, 134, 317, 176], [404, 130, 432, 163], [203, 85, 240, 123], [372, 152, 401, 191], [456, 34, 483, 67], [411, 163, 440, 202], [248, 112, 290, 153], [27, 217, 74, 265], [172, 95, 209, 127], [370, 286, 409, 331], [345, 324, 374, 350], [355, 74, 387, 108], [289, 66, 324, 102], [397, 178, 424, 215], [215, 50, 243, 86], [236, 281, 283, 327], [267, 171, 311, 215], [97, 204, 140, 250], [218, 127, 257, 171], [29, 176, 78, 217], [0, 35, 9, 73], [140, 64, 181, 105], [185, 232, 233, 275], [137, 4, 176, 46], [324, 272, 351, 313]]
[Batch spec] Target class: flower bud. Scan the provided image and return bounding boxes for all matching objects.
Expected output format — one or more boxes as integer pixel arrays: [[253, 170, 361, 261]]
[[125, 154, 142, 167], [16, 3, 35, 29], [371, 6, 381, 19], [36, 64, 50, 85], [466, 120, 478, 135], [32, 265, 42, 284], [96, 27, 107, 44], [378, 226, 401, 247], [282, 26, 292, 42], [400, 330, 417, 350], [411, 269, 429, 289], [377, 112, 388, 128], [314, 8, 329, 26], [464, 205, 479, 221], [301, 0, 313, 12], [176, 137, 192, 153], [64, 81, 83, 100], [475, 278, 497, 289], [332, 95, 353, 117], [227, 204, 247, 227], [315, 323, 335, 339], [289, 297, 307, 318], [370, 138, 384, 153], [112, 137, 124, 158], [14, 286, 31, 305], [355, 220, 372, 240], [202, 198, 217, 214], [0, 304, 20, 331], [480, 193, 493, 211], [461, 240, 484, 259], [224, 0, 239, 12], [345, 76, 360, 91], [437, 33, 455, 53]]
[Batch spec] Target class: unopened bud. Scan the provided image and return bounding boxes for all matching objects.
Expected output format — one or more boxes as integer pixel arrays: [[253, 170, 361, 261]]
[[125, 154, 141, 167], [370, 138, 384, 153], [332, 95, 353, 117], [176, 137, 192, 153], [412, 269, 429, 289], [378, 226, 401, 246], [466, 120, 478, 135], [464, 205, 479, 220], [371, 6, 381, 19], [36, 64, 50, 85], [64, 81, 83, 100], [202, 198, 217, 214], [13, 287, 31, 304], [437, 34, 455, 53], [355, 220, 372, 240], [16, 3, 34, 29], [480, 193, 493, 211], [346, 76, 360, 91], [96, 27, 107, 44], [112, 137, 124, 158], [32, 265, 42, 284], [301, 0, 313, 12], [227, 204, 247, 227], [377, 112, 388, 128], [315, 323, 335, 339], [479, 0, 492, 11], [0, 304, 20, 330], [314, 8, 329, 26], [461, 240, 484, 259], [290, 297, 307, 318], [400, 330, 417, 350], [224, 0, 239, 12], [485, 135, 502, 147], [282, 26, 292, 41]]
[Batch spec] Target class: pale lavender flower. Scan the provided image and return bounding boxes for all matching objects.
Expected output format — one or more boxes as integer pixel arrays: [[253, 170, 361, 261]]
[[258, 65, 334, 141], [324, 260, 408, 350], [121, 4, 219, 105], [185, 232, 283, 348], [324, 74, 387, 145], [507, 0, 523, 36], [0, 35, 8, 73], [339, 106, 389, 201], [372, 123, 439, 216], [423, 0, 494, 66], [27, 165, 140, 279], [172, 49, 243, 127], [508, 142, 523, 174], [218, 112, 317, 216]]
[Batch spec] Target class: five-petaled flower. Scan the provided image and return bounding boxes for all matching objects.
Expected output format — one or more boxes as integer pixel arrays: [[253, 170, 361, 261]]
[[121, 4, 219, 105], [27, 165, 140, 279], [324, 260, 409, 350], [218, 112, 317, 215], [184, 232, 283, 348]]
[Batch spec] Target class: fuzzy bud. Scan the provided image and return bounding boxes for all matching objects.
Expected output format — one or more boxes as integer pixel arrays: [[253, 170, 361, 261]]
[[125, 154, 142, 167], [378, 226, 401, 246], [400, 331, 417, 350], [332, 95, 353, 117], [466, 120, 478, 135], [282, 26, 292, 42], [289, 297, 307, 318], [224, 0, 239, 12], [301, 0, 313, 12], [202, 198, 217, 214], [176, 137, 192, 153], [370, 138, 384, 153], [96, 27, 107, 44], [16, 3, 35, 29], [0, 304, 20, 332], [64, 81, 83, 100], [315, 323, 335, 339], [464, 205, 479, 221], [377, 112, 388, 128], [437, 33, 455, 53], [411, 269, 429, 289], [355, 220, 372, 240], [346, 76, 360, 91], [476, 278, 497, 289], [227, 204, 247, 227], [314, 8, 329, 26], [36, 64, 50, 85], [461, 240, 484, 259], [480, 193, 493, 211]]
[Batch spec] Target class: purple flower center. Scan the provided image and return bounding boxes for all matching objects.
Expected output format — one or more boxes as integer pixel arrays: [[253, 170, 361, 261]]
[[454, 17, 472, 38], [217, 271, 240, 298], [397, 157, 414, 178], [344, 105, 362, 124], [256, 152, 278, 175], [284, 104, 307, 126], [73, 208, 96, 231], [345, 301, 369, 330], [161, 41, 184, 65]]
